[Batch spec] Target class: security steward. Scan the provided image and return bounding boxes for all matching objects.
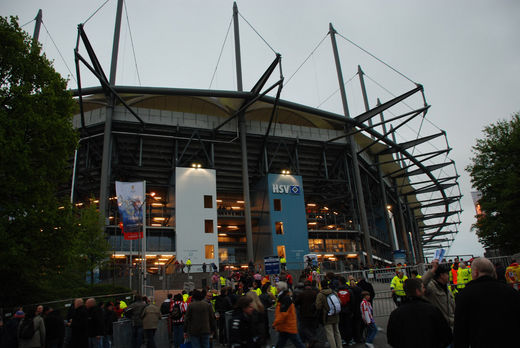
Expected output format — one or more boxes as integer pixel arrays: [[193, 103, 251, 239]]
[[390, 269, 408, 306]]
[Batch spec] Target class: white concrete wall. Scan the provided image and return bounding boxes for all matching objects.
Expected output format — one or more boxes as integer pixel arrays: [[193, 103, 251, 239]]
[[175, 167, 218, 268]]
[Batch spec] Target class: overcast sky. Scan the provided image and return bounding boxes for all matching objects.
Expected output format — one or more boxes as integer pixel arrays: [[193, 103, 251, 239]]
[[3, 0, 519, 258]]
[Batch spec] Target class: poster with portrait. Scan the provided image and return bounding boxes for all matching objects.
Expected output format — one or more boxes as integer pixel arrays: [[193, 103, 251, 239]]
[[115, 181, 145, 240]]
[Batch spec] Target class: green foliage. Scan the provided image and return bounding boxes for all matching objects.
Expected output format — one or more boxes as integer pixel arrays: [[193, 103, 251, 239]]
[[466, 113, 520, 253], [0, 17, 110, 306]]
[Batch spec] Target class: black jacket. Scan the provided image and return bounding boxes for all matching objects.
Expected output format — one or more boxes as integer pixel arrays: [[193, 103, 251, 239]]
[[86, 306, 104, 337], [70, 305, 88, 348], [454, 275, 520, 348], [387, 297, 452, 348], [103, 309, 118, 335], [356, 279, 375, 304], [229, 310, 259, 348], [0, 317, 22, 348], [294, 286, 318, 319], [44, 310, 65, 342], [215, 294, 233, 314]]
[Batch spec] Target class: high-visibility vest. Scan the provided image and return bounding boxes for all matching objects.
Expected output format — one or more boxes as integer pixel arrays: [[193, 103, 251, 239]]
[[220, 276, 226, 286], [390, 275, 407, 296], [457, 268, 472, 288], [119, 300, 127, 317], [506, 263, 519, 284], [280, 257, 286, 264], [450, 268, 459, 285], [186, 259, 192, 266], [255, 288, 262, 296], [182, 294, 189, 302]]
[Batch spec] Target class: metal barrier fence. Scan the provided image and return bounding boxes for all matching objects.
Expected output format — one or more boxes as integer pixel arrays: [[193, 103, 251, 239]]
[[373, 291, 397, 318], [113, 317, 169, 348]]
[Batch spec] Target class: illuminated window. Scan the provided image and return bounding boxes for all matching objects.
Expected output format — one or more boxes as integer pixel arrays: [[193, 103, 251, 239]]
[[205, 245, 215, 259], [274, 199, 282, 211], [277, 245, 286, 259], [204, 195, 213, 208], [275, 221, 284, 235], [309, 239, 325, 252], [205, 219, 214, 233]]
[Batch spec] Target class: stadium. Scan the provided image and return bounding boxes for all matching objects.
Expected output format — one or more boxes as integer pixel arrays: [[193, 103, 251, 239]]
[[67, 2, 462, 278]]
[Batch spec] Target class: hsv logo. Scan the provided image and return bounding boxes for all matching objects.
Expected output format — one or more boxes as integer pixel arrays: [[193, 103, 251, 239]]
[[272, 184, 301, 194]]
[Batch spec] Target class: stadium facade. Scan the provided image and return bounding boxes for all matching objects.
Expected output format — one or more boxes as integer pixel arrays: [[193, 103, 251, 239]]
[[68, 1, 461, 275]]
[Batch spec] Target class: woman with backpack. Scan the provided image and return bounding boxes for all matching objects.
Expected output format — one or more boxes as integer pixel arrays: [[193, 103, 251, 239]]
[[17, 305, 46, 348], [170, 293, 187, 348]]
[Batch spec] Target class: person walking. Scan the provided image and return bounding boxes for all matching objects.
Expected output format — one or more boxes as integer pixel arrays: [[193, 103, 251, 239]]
[[245, 291, 268, 347], [1, 309, 24, 348], [186, 258, 192, 273], [229, 296, 260, 348], [387, 278, 452, 348], [215, 287, 233, 345], [360, 291, 377, 348], [141, 297, 161, 348], [390, 269, 407, 307], [125, 295, 147, 348], [315, 279, 342, 348], [183, 289, 217, 348], [70, 298, 88, 348], [86, 298, 104, 348], [422, 260, 455, 331], [454, 257, 520, 348], [356, 276, 375, 305], [18, 305, 46, 348], [102, 302, 118, 348], [171, 294, 188, 348], [294, 280, 319, 347], [272, 281, 305, 348], [43, 307, 65, 348]]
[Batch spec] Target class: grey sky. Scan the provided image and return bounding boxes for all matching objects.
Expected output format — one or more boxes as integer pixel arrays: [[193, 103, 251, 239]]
[[3, 0, 519, 257]]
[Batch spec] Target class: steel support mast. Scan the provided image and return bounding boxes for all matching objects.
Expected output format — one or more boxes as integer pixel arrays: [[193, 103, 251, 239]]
[[329, 24, 373, 265], [233, 2, 254, 263]]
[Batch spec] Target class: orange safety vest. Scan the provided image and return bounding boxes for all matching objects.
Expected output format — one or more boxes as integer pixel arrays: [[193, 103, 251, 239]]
[[450, 268, 458, 285]]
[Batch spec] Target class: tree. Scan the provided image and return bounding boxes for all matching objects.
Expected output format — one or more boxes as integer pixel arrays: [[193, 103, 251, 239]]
[[466, 113, 520, 254], [0, 16, 109, 305]]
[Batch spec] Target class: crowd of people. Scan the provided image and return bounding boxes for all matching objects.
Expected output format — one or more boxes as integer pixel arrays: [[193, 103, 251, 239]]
[[387, 257, 520, 348], [156, 267, 378, 348], [0, 297, 125, 348], [1, 257, 519, 348]]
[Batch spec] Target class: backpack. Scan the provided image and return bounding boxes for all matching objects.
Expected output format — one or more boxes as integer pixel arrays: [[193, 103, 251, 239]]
[[19, 318, 35, 339], [160, 301, 171, 315], [170, 303, 182, 321], [338, 289, 351, 306], [326, 293, 342, 316]]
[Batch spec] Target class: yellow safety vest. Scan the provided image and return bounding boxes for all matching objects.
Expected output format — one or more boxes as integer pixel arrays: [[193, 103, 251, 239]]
[[220, 276, 226, 285], [255, 288, 262, 296], [390, 275, 407, 296], [457, 268, 472, 289], [186, 259, 192, 266], [119, 300, 127, 317], [183, 294, 189, 302], [280, 257, 286, 264]]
